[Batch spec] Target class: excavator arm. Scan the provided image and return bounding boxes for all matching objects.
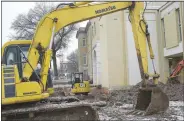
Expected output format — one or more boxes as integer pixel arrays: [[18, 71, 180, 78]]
[[23, 2, 157, 91]]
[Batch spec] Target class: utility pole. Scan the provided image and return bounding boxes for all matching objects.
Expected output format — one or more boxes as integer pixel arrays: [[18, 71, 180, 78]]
[[182, 2, 184, 58], [182, 2, 184, 84]]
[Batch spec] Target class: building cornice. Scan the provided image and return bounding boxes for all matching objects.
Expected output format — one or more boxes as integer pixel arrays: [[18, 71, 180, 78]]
[[85, 21, 91, 32], [158, 2, 174, 12], [76, 27, 86, 38]]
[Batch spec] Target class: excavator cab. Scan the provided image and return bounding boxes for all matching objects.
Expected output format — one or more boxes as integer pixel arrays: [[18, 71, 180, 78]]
[[71, 72, 90, 95], [1, 40, 54, 105], [2, 41, 98, 120]]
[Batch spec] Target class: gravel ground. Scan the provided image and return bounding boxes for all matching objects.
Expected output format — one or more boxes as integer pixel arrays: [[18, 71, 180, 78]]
[[4, 81, 183, 120], [98, 101, 184, 121], [51, 81, 184, 121], [96, 82, 184, 120]]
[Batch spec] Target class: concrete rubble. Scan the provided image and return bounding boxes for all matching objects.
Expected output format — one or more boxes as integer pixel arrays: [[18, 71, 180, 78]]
[[3, 81, 184, 120], [51, 80, 184, 120], [96, 82, 184, 120]]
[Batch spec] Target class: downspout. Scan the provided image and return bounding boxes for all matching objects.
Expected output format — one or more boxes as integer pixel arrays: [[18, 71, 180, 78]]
[[182, 2, 184, 58], [182, 2, 184, 84]]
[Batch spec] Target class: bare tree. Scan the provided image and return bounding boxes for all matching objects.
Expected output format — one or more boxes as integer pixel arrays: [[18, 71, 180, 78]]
[[67, 49, 79, 72], [10, 2, 77, 80]]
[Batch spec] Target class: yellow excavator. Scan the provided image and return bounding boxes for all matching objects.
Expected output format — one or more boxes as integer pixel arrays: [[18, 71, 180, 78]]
[[71, 72, 90, 95], [2, 2, 169, 120]]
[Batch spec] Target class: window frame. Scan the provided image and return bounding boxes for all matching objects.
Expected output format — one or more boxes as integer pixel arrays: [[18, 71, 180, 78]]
[[4, 46, 18, 65], [175, 8, 182, 42], [18, 45, 30, 78], [82, 38, 86, 47], [83, 54, 87, 65], [3, 44, 30, 78], [94, 22, 96, 35], [161, 18, 166, 47]]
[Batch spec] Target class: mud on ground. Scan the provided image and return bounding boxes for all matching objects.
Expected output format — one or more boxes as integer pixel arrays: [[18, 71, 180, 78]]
[[92, 82, 184, 120], [52, 81, 184, 120]]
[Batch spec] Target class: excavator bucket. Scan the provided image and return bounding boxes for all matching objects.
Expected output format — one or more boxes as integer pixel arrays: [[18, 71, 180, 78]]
[[135, 86, 169, 115]]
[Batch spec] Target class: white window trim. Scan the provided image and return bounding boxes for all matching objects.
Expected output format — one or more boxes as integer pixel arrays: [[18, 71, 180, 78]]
[[176, 8, 182, 42]]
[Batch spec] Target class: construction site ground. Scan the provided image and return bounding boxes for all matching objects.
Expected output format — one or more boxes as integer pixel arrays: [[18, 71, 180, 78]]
[[53, 81, 184, 121], [3, 81, 183, 120]]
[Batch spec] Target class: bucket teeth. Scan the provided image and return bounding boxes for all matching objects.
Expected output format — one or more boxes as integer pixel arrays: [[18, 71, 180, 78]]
[[126, 110, 145, 116], [132, 110, 140, 115], [137, 110, 144, 115]]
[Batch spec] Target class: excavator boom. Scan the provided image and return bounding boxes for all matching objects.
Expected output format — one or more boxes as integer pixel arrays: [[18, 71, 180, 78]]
[[23, 2, 133, 83]]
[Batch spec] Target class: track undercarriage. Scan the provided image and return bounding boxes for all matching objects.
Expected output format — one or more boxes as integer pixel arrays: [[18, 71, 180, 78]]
[[2, 96, 99, 121]]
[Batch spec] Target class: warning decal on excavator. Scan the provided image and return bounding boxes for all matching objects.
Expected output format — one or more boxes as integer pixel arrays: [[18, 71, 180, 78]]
[[79, 83, 85, 88], [95, 6, 116, 14], [23, 92, 37, 95]]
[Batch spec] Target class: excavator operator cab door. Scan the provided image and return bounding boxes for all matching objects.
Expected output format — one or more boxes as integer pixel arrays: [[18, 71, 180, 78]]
[[71, 72, 83, 87], [74, 73, 83, 83], [2, 44, 30, 79]]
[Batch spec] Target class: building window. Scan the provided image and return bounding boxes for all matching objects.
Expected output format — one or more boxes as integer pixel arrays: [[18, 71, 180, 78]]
[[176, 8, 182, 42], [83, 70, 88, 80], [82, 38, 86, 46], [94, 22, 96, 35], [83, 54, 87, 65], [161, 18, 166, 47], [92, 26, 94, 39]]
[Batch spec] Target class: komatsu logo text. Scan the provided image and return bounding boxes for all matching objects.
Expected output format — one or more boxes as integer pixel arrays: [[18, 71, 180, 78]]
[[95, 6, 116, 14]]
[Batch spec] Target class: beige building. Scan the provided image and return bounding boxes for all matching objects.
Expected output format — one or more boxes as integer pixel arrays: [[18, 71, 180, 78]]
[[76, 2, 184, 89], [157, 2, 184, 83], [76, 27, 88, 79]]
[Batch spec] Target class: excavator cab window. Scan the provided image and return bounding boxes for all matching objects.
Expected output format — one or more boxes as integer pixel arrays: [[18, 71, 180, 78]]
[[71, 73, 83, 83], [5, 47, 17, 65], [18, 45, 30, 78], [74, 73, 83, 83], [3, 44, 30, 78], [75, 73, 81, 83]]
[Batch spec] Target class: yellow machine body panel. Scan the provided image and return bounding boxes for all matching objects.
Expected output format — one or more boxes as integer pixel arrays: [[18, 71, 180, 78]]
[[2, 93, 49, 105], [47, 87, 54, 94], [2, 64, 49, 105], [16, 82, 42, 97], [1, 40, 50, 105], [1, 40, 32, 55], [71, 81, 90, 94]]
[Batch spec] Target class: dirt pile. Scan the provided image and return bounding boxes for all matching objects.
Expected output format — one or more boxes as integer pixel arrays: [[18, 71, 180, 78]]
[[91, 81, 183, 107], [52, 79, 184, 104], [133, 81, 184, 101], [107, 81, 184, 104], [163, 83, 184, 101], [52, 86, 74, 97]]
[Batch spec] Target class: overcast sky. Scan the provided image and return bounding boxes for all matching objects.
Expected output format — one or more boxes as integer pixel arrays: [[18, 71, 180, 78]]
[[2, 2, 88, 64]]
